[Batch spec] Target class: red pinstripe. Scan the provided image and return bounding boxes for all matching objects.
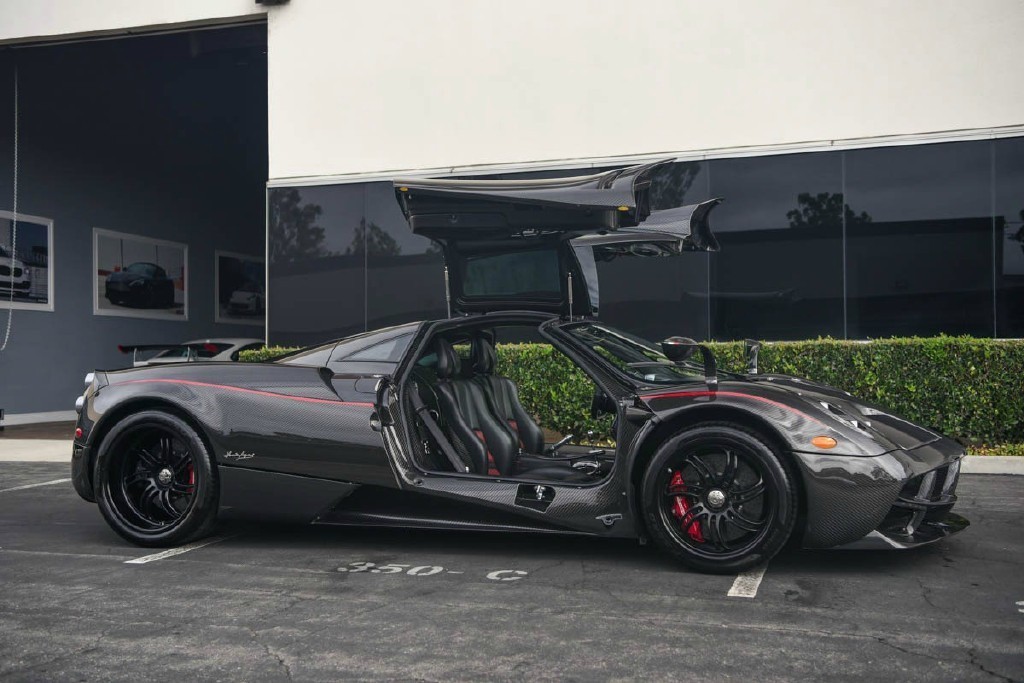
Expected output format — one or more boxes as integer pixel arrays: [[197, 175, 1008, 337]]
[[639, 389, 827, 427], [118, 378, 374, 408]]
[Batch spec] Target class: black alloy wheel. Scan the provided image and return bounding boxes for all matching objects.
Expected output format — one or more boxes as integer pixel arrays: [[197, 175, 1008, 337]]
[[95, 411, 219, 547], [641, 422, 797, 574]]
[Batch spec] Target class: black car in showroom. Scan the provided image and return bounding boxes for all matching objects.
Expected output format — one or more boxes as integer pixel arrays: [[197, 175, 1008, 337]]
[[104, 261, 175, 308], [71, 160, 967, 573]]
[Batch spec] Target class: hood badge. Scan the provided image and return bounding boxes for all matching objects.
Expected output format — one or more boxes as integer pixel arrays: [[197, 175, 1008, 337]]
[[224, 451, 255, 460]]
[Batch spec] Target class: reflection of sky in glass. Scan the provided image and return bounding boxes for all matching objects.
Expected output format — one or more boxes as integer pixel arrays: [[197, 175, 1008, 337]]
[[845, 142, 990, 223], [364, 182, 436, 255], [996, 137, 1024, 277], [710, 153, 840, 232], [293, 185, 364, 255]]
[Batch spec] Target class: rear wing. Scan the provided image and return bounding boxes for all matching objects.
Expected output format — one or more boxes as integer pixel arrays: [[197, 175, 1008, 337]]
[[117, 343, 222, 366]]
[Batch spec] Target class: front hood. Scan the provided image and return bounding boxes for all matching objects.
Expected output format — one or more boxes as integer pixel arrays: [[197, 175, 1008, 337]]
[[747, 375, 943, 452]]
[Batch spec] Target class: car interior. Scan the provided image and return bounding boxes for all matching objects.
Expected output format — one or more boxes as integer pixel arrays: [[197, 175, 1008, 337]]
[[405, 324, 618, 485]]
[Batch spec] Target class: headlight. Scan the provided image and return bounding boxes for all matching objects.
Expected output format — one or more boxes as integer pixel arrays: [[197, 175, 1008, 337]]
[[84, 372, 95, 388], [75, 395, 85, 414]]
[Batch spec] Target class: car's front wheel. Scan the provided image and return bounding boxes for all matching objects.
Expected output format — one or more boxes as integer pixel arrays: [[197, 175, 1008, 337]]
[[94, 410, 219, 547], [641, 422, 797, 574]]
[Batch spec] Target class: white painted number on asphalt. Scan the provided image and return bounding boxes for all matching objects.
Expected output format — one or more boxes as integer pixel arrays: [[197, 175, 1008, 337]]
[[486, 570, 528, 582], [335, 562, 528, 582], [728, 565, 768, 598], [1016, 600, 1024, 614]]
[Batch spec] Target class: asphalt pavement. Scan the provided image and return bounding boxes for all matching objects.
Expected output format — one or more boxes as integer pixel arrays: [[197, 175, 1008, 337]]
[[0, 462, 1022, 682]]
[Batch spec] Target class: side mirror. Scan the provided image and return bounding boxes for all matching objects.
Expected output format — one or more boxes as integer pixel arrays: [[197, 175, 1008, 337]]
[[661, 336, 698, 363], [744, 339, 761, 375], [661, 336, 718, 390]]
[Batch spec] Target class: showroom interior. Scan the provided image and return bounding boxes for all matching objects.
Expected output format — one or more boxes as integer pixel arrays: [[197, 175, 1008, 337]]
[[0, 21, 268, 420], [0, 1, 1021, 423]]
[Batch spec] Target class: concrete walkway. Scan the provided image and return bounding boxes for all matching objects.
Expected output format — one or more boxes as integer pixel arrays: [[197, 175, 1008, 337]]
[[0, 440, 71, 462]]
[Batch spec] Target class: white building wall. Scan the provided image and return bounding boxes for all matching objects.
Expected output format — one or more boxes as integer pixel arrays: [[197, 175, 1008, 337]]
[[265, 0, 1024, 180], [0, 0, 265, 44]]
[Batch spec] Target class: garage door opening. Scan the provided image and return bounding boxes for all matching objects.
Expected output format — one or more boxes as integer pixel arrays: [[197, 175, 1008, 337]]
[[0, 22, 268, 421]]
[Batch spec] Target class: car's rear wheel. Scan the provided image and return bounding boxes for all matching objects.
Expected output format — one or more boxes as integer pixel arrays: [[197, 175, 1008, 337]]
[[94, 410, 219, 547], [641, 421, 797, 574]]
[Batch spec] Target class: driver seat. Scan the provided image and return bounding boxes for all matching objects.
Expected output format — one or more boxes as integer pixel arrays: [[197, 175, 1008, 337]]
[[470, 336, 546, 454], [431, 337, 517, 476]]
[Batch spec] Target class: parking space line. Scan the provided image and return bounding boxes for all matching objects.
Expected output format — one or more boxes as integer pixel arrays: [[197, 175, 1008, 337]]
[[0, 478, 72, 493], [124, 536, 232, 564], [728, 564, 768, 598], [0, 548, 135, 561]]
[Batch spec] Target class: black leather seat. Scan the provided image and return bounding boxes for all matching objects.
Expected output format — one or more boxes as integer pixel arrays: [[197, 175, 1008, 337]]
[[430, 337, 591, 483], [432, 338, 517, 476], [470, 336, 545, 454]]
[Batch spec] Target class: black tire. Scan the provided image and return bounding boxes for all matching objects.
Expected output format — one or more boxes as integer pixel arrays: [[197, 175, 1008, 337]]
[[94, 410, 219, 547], [640, 421, 797, 574]]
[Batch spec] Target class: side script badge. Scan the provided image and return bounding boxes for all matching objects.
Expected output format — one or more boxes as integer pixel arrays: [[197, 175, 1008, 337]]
[[224, 451, 256, 461]]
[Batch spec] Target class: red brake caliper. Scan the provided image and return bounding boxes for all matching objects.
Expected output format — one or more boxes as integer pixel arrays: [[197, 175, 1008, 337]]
[[186, 462, 195, 491], [669, 471, 705, 543]]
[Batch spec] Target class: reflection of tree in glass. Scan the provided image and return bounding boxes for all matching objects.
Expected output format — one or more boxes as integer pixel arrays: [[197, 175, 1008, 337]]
[[346, 219, 402, 256], [787, 192, 872, 230], [269, 189, 327, 263], [648, 162, 701, 210]]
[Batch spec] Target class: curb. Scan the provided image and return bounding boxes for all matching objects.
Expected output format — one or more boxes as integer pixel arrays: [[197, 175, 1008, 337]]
[[961, 455, 1024, 475]]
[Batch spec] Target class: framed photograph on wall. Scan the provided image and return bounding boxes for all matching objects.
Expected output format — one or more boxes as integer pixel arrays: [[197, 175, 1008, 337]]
[[215, 250, 265, 325], [93, 228, 188, 320], [0, 210, 54, 312]]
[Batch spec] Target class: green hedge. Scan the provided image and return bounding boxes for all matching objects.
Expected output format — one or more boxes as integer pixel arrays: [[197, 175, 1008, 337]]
[[241, 337, 1024, 448], [240, 346, 301, 363]]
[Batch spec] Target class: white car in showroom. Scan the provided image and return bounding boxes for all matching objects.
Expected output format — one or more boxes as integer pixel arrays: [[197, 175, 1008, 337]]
[[0, 245, 31, 297], [227, 281, 265, 315], [118, 338, 265, 367]]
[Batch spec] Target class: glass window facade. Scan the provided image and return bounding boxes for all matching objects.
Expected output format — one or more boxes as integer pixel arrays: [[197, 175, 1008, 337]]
[[268, 137, 1024, 346]]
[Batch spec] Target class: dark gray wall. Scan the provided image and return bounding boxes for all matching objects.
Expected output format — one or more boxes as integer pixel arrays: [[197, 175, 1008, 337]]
[[0, 26, 267, 416]]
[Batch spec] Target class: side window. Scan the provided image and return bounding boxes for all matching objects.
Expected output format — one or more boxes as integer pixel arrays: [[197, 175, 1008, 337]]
[[280, 344, 336, 366], [341, 333, 413, 363], [490, 326, 616, 448]]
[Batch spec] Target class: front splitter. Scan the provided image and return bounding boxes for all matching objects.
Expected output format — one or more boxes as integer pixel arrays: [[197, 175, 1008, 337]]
[[834, 512, 970, 550]]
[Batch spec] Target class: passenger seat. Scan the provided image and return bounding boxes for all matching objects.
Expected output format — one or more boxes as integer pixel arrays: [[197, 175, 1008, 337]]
[[470, 336, 546, 454]]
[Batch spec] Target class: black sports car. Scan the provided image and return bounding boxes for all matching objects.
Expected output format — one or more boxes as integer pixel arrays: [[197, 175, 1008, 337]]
[[72, 161, 968, 573], [105, 262, 175, 308]]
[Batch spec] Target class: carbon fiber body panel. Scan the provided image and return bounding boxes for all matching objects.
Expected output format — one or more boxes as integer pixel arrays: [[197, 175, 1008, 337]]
[[72, 312, 968, 552], [792, 436, 966, 548]]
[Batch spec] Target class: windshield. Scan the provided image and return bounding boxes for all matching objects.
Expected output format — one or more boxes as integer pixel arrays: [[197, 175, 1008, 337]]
[[125, 263, 159, 277], [563, 322, 713, 385]]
